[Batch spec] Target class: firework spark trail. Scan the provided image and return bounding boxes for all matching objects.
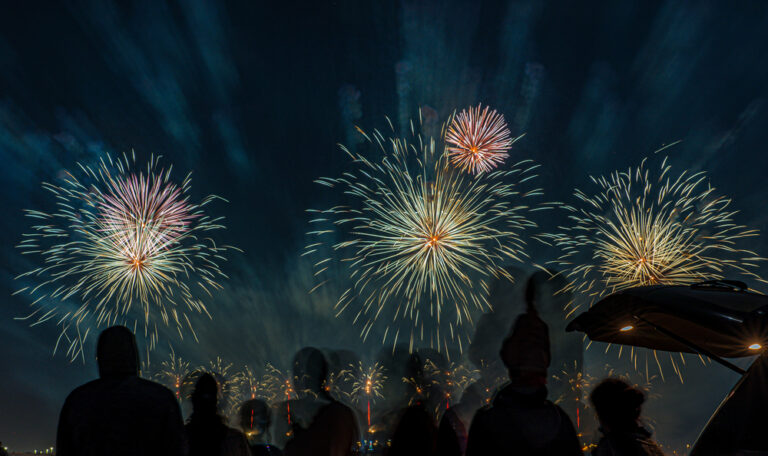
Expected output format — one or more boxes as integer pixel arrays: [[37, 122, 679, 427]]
[[14, 152, 238, 361], [445, 104, 520, 175], [153, 349, 191, 400], [546, 155, 764, 379], [305, 116, 542, 353], [346, 361, 386, 428]]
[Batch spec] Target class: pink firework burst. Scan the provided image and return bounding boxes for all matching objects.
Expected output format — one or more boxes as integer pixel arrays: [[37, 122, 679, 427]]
[[98, 170, 196, 257], [445, 104, 514, 175]]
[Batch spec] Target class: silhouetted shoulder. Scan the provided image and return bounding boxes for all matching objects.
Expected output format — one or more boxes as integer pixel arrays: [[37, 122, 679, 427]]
[[62, 376, 180, 421]]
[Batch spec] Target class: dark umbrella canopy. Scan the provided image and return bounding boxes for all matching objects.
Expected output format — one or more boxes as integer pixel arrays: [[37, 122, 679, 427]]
[[566, 281, 768, 359]]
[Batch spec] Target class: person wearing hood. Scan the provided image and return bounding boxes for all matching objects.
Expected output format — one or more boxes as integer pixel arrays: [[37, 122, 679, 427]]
[[589, 378, 665, 456], [56, 325, 187, 456], [465, 278, 583, 456]]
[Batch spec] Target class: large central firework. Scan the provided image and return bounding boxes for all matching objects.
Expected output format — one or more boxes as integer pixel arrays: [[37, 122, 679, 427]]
[[306, 117, 540, 352], [16, 152, 237, 360]]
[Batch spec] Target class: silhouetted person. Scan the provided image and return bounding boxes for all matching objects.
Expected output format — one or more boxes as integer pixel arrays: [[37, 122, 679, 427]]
[[186, 373, 250, 456], [589, 378, 665, 456], [436, 382, 485, 456], [466, 279, 583, 456], [377, 350, 425, 442], [56, 326, 186, 456], [387, 403, 438, 456], [273, 347, 333, 447], [239, 399, 283, 456], [279, 347, 359, 456], [0, 441, 8, 456]]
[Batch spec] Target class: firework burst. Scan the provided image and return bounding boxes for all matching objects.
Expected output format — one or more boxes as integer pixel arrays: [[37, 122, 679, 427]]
[[445, 104, 519, 175], [548, 155, 764, 318], [306, 117, 541, 352], [153, 349, 190, 400], [546, 155, 764, 380], [15, 152, 237, 360]]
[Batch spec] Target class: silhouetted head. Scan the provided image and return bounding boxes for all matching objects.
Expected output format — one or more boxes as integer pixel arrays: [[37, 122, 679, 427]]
[[239, 399, 270, 435], [468, 266, 525, 370], [292, 347, 328, 395], [499, 277, 551, 385], [389, 403, 437, 456], [191, 373, 220, 417], [590, 378, 645, 432], [96, 325, 139, 378]]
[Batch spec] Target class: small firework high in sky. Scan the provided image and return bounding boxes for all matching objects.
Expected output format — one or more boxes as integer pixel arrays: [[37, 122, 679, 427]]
[[15, 152, 237, 360], [445, 104, 520, 175], [423, 359, 479, 412], [306, 114, 541, 353]]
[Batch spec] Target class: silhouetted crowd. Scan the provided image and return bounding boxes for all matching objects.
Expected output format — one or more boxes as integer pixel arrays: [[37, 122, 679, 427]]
[[54, 278, 667, 456]]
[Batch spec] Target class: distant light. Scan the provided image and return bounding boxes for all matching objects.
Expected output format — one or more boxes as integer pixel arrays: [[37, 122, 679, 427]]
[[749, 343, 762, 350], [620, 325, 634, 332]]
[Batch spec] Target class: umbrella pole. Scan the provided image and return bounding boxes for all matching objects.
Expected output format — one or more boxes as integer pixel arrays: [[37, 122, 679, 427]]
[[633, 316, 747, 376]]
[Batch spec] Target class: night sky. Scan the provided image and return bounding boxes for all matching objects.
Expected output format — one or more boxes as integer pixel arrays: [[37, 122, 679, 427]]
[[2, 0, 768, 451]]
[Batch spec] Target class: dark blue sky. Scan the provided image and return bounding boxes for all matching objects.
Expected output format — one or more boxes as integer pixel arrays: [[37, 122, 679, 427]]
[[2, 0, 768, 451]]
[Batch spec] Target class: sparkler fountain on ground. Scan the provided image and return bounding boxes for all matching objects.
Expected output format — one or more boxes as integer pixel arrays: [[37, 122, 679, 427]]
[[423, 359, 479, 414], [551, 361, 595, 432], [15, 152, 238, 360], [346, 361, 386, 431], [261, 363, 297, 424], [305, 107, 542, 354], [545, 154, 764, 380], [153, 349, 191, 400]]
